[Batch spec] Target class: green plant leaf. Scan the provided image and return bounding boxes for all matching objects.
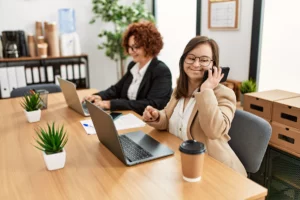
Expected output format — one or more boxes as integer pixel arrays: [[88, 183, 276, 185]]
[[33, 122, 68, 154]]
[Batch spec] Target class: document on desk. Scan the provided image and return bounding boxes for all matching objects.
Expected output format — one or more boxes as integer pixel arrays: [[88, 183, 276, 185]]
[[80, 113, 146, 135]]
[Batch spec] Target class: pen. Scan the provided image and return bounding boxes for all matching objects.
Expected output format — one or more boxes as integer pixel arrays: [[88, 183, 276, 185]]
[[83, 123, 94, 128]]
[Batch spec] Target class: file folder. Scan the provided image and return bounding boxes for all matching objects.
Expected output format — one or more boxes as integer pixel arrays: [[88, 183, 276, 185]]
[[32, 67, 40, 83], [67, 64, 73, 80], [60, 65, 67, 79], [7, 67, 18, 92], [80, 63, 86, 88], [39, 66, 46, 83], [25, 67, 33, 84], [74, 64, 80, 87], [15, 66, 27, 87], [0, 68, 10, 98], [46, 66, 54, 82]]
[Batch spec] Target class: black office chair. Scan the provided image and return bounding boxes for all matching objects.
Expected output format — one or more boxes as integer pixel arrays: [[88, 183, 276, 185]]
[[10, 84, 62, 98], [228, 109, 272, 175]]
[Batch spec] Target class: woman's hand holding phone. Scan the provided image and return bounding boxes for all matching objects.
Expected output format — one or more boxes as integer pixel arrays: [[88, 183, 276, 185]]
[[201, 66, 224, 91]]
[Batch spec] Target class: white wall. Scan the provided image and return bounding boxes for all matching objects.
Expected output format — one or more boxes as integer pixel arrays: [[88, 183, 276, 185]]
[[0, 0, 152, 91], [155, 1, 196, 86], [201, 0, 254, 81], [257, 0, 300, 93]]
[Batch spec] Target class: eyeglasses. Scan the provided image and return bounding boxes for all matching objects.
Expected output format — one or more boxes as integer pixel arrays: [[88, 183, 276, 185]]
[[128, 45, 140, 52], [184, 54, 213, 67]]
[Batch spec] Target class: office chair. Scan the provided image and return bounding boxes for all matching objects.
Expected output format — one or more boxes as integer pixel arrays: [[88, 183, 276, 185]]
[[228, 109, 272, 174], [10, 84, 62, 98]]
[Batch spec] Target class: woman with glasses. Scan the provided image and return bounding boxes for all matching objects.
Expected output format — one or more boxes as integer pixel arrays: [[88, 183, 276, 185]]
[[142, 36, 247, 176], [84, 21, 172, 115]]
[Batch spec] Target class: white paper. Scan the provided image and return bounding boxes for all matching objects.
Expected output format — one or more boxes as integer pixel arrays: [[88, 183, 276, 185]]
[[211, 1, 236, 28], [80, 120, 96, 135], [114, 113, 146, 130], [80, 113, 146, 135]]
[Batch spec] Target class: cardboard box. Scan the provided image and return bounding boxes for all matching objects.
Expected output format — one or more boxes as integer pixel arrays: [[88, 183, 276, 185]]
[[273, 96, 300, 130], [244, 90, 300, 121], [270, 122, 300, 155]]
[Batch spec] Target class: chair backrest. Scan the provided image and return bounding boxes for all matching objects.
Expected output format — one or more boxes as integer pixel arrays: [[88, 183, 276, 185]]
[[10, 84, 62, 98], [228, 109, 272, 173]]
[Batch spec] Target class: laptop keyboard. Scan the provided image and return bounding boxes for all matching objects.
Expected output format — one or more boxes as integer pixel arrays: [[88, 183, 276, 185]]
[[119, 135, 153, 162]]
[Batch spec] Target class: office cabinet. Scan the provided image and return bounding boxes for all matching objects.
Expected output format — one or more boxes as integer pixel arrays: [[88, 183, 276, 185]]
[[250, 146, 300, 200], [0, 54, 89, 98]]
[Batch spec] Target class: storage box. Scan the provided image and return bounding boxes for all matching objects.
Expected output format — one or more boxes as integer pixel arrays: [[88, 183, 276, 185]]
[[273, 96, 300, 130], [270, 122, 300, 155], [244, 90, 300, 121]]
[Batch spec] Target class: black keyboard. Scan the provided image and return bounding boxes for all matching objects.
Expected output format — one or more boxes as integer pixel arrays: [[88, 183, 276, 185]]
[[119, 135, 152, 162]]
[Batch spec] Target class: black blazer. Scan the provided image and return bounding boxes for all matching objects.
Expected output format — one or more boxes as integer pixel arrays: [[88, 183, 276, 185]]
[[96, 57, 172, 115]]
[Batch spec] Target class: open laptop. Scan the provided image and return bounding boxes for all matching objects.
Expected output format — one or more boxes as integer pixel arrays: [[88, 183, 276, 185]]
[[86, 100, 174, 166], [57, 78, 90, 116]]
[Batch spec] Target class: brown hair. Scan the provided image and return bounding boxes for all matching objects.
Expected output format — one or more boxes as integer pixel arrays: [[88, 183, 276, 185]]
[[122, 21, 163, 57], [175, 36, 220, 99]]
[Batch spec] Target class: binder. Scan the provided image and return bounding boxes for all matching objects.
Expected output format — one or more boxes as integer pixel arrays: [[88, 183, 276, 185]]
[[60, 64, 67, 79], [67, 64, 73, 80], [0, 68, 10, 98], [80, 64, 86, 88], [25, 67, 33, 84], [46, 66, 54, 82], [32, 67, 40, 83], [55, 75, 61, 85], [15, 66, 27, 87], [39, 66, 46, 83], [7, 67, 18, 92], [73, 64, 80, 87]]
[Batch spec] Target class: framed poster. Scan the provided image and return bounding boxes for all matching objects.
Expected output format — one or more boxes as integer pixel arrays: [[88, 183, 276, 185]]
[[208, 0, 239, 30]]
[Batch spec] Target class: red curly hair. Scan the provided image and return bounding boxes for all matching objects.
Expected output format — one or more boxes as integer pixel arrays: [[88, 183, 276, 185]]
[[122, 21, 163, 57]]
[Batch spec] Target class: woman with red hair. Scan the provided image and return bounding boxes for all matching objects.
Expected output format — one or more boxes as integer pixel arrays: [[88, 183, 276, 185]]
[[84, 21, 172, 115]]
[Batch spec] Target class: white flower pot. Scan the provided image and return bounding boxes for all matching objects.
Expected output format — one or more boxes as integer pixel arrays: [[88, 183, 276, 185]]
[[24, 109, 41, 123], [43, 148, 66, 171]]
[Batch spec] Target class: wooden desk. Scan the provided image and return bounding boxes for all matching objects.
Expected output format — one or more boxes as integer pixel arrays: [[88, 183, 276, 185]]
[[0, 90, 267, 200]]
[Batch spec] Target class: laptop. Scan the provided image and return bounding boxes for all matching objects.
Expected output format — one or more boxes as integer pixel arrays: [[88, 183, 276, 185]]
[[86, 100, 174, 166], [57, 78, 90, 116]]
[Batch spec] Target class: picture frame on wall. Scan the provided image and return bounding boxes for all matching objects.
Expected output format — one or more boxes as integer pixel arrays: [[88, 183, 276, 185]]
[[208, 0, 239, 30]]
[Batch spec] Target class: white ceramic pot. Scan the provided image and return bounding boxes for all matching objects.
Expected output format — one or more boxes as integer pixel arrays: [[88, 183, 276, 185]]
[[24, 109, 41, 123], [43, 148, 66, 171]]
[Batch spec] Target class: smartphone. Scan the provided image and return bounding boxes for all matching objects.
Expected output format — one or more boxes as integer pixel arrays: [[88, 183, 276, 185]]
[[202, 67, 230, 84], [110, 112, 122, 120]]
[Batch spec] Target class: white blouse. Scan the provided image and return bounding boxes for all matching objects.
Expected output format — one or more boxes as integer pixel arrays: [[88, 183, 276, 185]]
[[127, 59, 152, 100], [168, 89, 199, 141]]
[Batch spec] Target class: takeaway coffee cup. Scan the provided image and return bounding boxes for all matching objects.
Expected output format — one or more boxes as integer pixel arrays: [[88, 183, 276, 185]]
[[179, 140, 206, 182]]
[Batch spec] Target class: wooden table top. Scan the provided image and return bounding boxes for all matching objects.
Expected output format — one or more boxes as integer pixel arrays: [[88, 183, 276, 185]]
[[0, 89, 267, 200]]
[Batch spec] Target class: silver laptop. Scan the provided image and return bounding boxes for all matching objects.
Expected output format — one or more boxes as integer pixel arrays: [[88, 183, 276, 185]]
[[58, 78, 90, 116], [86, 100, 174, 166]]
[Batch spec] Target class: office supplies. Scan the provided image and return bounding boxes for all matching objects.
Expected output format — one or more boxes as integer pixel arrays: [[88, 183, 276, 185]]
[[25, 67, 33, 84], [7, 67, 18, 92], [57, 77, 89, 116], [0, 67, 10, 98], [86, 100, 174, 165], [80, 120, 96, 134], [46, 66, 54, 82], [15, 66, 27, 87]]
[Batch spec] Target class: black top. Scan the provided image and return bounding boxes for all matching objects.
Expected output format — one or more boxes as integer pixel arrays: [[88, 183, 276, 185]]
[[95, 57, 172, 115], [179, 140, 206, 155]]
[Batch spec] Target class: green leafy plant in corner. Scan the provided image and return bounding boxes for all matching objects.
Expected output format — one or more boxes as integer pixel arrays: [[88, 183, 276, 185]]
[[34, 122, 68, 155], [20, 92, 42, 112], [240, 79, 257, 94], [90, 0, 154, 77]]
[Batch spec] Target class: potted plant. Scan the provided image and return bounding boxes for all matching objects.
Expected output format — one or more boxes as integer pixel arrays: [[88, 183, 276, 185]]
[[240, 79, 257, 106], [34, 122, 68, 171], [90, 0, 154, 79], [20, 91, 42, 123]]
